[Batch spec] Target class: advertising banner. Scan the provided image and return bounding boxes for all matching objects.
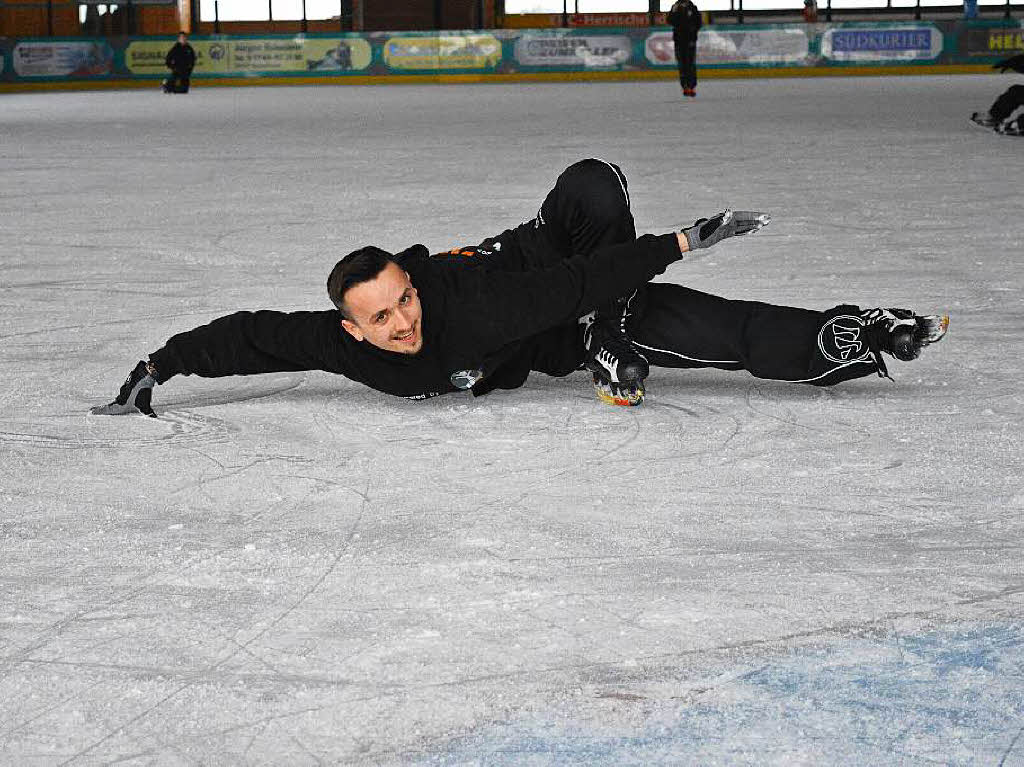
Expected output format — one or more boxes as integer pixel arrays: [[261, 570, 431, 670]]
[[514, 33, 633, 69], [964, 24, 1024, 57], [646, 28, 810, 67], [124, 37, 371, 76], [0, 21, 1007, 87], [821, 25, 942, 62], [12, 41, 113, 77], [382, 35, 502, 71]]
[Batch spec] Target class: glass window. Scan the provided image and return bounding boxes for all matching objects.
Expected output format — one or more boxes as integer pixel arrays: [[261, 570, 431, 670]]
[[305, 0, 342, 20], [199, 0, 269, 21], [272, 0, 303, 19]]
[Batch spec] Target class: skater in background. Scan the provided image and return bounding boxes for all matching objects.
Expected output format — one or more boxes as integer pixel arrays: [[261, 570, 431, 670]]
[[970, 53, 1024, 135], [802, 0, 819, 23], [667, 0, 702, 97], [163, 32, 196, 94], [92, 159, 947, 418]]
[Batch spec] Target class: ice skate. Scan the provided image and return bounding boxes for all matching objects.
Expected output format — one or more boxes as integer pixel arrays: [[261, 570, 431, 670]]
[[969, 112, 999, 130], [683, 88, 696, 98], [860, 308, 949, 371], [91, 360, 159, 416], [583, 313, 649, 407], [995, 117, 1024, 136]]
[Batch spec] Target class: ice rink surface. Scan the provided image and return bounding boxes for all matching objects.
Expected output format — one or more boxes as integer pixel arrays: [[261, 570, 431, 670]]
[[1, 74, 1023, 765]]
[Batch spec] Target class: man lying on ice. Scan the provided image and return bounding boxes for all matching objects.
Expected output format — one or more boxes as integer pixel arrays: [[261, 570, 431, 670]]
[[93, 159, 947, 417]]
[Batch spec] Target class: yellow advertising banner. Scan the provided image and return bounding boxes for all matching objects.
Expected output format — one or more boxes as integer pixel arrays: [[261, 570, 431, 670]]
[[125, 38, 371, 76], [382, 35, 502, 70]]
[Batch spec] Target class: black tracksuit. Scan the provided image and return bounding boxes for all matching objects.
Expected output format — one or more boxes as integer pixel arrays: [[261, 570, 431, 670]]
[[988, 55, 1024, 124], [165, 41, 196, 93], [149, 159, 882, 401], [667, 0, 702, 91]]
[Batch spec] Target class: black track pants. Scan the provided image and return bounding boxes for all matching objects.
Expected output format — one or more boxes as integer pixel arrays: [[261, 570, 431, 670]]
[[674, 37, 698, 89], [629, 284, 880, 386], [483, 158, 882, 387], [538, 160, 881, 385], [528, 159, 881, 386], [509, 158, 638, 269]]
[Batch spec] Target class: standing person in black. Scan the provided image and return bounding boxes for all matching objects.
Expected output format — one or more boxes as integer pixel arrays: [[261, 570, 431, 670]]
[[92, 159, 947, 417], [667, 0, 702, 97], [970, 54, 1024, 136], [163, 32, 196, 94]]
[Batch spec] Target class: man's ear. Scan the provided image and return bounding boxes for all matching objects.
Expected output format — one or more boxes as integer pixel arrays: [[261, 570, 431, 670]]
[[340, 318, 364, 342]]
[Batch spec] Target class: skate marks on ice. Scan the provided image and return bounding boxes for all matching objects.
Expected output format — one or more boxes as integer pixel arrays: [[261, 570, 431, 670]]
[[0, 374, 307, 450]]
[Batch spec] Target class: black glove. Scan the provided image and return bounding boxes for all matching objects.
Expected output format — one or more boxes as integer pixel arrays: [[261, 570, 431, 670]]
[[993, 54, 1024, 74], [91, 361, 159, 417], [682, 209, 771, 251]]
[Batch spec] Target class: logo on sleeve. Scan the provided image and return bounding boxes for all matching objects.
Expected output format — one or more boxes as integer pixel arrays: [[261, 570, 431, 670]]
[[818, 315, 871, 364]]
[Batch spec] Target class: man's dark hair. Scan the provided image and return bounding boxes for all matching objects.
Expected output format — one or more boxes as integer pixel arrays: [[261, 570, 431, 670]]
[[327, 246, 396, 318]]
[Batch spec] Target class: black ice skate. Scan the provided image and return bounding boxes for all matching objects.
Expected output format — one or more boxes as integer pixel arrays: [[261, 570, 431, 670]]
[[860, 308, 949, 377], [91, 360, 160, 416], [970, 112, 999, 130], [583, 310, 649, 407], [995, 117, 1024, 136]]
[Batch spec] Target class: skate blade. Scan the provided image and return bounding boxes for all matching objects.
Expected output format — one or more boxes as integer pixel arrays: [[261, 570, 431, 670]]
[[919, 314, 949, 345], [593, 378, 645, 407]]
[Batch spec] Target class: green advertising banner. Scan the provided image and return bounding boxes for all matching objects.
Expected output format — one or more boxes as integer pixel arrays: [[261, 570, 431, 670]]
[[124, 37, 372, 76], [380, 34, 502, 72]]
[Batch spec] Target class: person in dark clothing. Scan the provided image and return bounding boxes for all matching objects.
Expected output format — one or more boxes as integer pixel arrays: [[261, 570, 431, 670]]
[[92, 159, 947, 417], [970, 54, 1024, 135], [163, 32, 196, 94], [667, 0, 702, 97]]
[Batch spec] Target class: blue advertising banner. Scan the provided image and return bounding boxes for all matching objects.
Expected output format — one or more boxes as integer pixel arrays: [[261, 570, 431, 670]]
[[821, 25, 943, 62]]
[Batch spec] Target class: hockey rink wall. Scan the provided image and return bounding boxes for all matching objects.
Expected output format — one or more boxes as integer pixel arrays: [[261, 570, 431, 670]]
[[0, 19, 1021, 89]]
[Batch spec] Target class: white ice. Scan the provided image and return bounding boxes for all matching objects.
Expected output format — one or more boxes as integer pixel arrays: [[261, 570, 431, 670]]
[[1, 75, 1022, 765]]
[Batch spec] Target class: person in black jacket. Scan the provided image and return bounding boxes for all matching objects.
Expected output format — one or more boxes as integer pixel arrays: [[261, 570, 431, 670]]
[[93, 159, 947, 417], [667, 0, 702, 97], [163, 32, 196, 94], [970, 54, 1024, 135]]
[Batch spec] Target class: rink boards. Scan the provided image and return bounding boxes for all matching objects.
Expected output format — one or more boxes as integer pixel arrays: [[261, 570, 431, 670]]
[[0, 19, 1021, 91]]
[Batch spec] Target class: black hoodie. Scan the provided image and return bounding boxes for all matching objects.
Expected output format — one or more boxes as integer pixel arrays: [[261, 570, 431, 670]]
[[148, 233, 682, 400], [165, 41, 196, 75]]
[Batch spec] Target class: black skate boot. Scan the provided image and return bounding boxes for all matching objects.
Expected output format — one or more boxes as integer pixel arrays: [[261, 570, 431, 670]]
[[583, 301, 649, 407], [860, 308, 949, 377], [91, 360, 160, 416], [970, 112, 998, 130], [995, 117, 1024, 136]]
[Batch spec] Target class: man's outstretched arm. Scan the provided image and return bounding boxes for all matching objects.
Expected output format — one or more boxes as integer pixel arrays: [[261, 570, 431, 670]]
[[92, 309, 347, 416]]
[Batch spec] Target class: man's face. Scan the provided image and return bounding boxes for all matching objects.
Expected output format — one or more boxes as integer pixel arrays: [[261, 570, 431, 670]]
[[178, 34, 187, 44], [340, 262, 423, 355]]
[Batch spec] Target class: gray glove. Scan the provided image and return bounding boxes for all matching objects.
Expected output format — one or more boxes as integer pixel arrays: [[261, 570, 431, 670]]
[[682, 209, 771, 251], [91, 361, 159, 417]]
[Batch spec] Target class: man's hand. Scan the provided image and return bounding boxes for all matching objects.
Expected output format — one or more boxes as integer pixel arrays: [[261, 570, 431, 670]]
[[682, 209, 771, 251], [993, 54, 1024, 73], [91, 361, 159, 417]]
